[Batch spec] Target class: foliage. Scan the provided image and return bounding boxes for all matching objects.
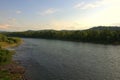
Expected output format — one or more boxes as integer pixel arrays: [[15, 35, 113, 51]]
[[0, 49, 14, 80], [4, 26, 120, 44], [0, 34, 18, 43], [0, 49, 13, 65], [0, 34, 22, 80]]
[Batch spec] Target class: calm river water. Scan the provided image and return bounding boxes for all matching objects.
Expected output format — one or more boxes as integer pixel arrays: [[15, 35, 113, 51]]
[[13, 38, 120, 80]]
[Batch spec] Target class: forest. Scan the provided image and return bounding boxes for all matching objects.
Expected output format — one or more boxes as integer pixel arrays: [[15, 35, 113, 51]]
[[3, 26, 120, 44]]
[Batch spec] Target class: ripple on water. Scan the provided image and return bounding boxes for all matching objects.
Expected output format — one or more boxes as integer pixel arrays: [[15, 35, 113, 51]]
[[13, 38, 120, 80]]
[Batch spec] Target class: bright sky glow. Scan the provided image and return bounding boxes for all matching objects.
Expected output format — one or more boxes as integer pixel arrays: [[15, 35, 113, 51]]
[[0, 0, 120, 31]]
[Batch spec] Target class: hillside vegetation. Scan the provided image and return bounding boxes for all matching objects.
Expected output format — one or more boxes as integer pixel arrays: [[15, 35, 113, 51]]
[[4, 26, 120, 44]]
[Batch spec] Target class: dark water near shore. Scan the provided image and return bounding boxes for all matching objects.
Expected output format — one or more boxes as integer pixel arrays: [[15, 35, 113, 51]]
[[13, 38, 120, 80]]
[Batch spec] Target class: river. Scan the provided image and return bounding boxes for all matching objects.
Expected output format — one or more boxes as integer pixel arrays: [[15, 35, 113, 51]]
[[13, 38, 120, 80]]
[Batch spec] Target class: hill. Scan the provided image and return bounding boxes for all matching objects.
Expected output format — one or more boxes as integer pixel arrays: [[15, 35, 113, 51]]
[[2, 26, 120, 44], [89, 26, 120, 30]]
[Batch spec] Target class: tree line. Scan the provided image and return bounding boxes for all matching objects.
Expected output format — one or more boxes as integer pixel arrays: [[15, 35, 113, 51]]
[[3, 26, 120, 44]]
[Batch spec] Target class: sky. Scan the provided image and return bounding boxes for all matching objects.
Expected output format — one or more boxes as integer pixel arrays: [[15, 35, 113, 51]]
[[0, 0, 120, 31]]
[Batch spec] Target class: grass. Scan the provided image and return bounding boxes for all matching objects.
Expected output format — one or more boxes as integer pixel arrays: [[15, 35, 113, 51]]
[[0, 49, 13, 80], [0, 68, 24, 80], [0, 37, 23, 80], [0, 49, 13, 65], [0, 70, 11, 80]]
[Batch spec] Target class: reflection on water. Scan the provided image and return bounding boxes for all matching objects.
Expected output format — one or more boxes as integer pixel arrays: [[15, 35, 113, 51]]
[[13, 38, 120, 80]]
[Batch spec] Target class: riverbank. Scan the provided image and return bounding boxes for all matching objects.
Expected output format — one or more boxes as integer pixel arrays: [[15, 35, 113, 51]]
[[0, 37, 26, 80], [0, 60, 26, 80]]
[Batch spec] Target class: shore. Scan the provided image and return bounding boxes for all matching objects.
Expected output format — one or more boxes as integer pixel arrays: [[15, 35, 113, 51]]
[[0, 38, 27, 80], [0, 61, 26, 80]]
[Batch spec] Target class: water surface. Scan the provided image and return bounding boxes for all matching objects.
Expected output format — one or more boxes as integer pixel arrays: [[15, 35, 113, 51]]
[[13, 38, 120, 80]]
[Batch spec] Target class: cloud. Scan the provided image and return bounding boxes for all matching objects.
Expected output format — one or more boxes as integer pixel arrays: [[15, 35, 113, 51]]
[[0, 24, 11, 29], [92, 0, 120, 20], [74, 0, 120, 10], [6, 18, 18, 26], [8, 18, 17, 23], [39, 8, 58, 16], [16, 10, 22, 14], [74, 2, 85, 9], [74, 0, 105, 10], [72, 0, 120, 28]]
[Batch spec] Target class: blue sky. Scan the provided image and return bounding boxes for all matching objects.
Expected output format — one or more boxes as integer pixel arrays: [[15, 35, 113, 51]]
[[0, 0, 120, 31]]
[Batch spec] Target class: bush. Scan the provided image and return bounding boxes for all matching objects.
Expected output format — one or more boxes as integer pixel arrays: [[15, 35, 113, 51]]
[[0, 49, 13, 65]]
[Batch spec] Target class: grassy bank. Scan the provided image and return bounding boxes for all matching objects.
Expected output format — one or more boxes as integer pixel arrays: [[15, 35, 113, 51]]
[[0, 34, 24, 80], [0, 49, 24, 80]]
